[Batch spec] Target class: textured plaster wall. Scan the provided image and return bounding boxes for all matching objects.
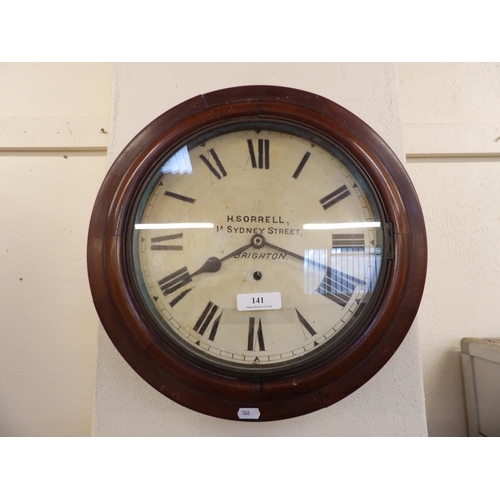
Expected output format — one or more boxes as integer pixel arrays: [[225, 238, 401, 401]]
[[0, 63, 113, 436], [92, 62, 427, 436], [399, 62, 500, 124]]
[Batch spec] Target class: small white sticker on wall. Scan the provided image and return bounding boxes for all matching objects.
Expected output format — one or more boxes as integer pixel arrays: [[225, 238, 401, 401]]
[[237, 292, 282, 311], [238, 408, 261, 420]]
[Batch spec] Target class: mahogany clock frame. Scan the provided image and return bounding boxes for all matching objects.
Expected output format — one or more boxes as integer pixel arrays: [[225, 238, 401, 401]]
[[87, 85, 427, 421]]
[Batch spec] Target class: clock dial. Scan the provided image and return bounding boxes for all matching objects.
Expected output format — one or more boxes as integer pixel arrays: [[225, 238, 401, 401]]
[[130, 126, 384, 373]]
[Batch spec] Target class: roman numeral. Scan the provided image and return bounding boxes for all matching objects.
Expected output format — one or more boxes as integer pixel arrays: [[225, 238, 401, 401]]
[[158, 267, 193, 307], [292, 151, 311, 179], [319, 185, 350, 210], [316, 267, 356, 307], [247, 317, 265, 351], [332, 233, 364, 249], [247, 139, 270, 169], [295, 309, 317, 337], [199, 149, 227, 179], [168, 288, 193, 307], [151, 233, 183, 251], [193, 301, 222, 341], [164, 191, 196, 204]]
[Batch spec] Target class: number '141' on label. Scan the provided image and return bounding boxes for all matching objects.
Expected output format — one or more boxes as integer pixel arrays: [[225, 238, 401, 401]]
[[237, 292, 282, 311]]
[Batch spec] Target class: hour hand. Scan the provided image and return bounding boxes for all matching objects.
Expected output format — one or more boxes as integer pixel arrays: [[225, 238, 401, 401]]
[[190, 242, 253, 277], [191, 256, 221, 276]]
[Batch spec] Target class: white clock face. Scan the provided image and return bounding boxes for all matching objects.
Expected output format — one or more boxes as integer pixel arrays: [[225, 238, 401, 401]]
[[130, 124, 384, 371]]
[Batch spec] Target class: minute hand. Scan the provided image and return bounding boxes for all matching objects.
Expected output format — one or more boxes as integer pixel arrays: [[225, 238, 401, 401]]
[[262, 240, 366, 286]]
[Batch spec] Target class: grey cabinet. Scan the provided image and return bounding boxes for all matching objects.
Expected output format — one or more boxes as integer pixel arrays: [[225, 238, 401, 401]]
[[461, 338, 500, 437]]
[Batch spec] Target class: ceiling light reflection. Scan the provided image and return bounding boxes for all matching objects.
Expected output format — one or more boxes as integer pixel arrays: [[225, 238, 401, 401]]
[[303, 222, 381, 230], [135, 223, 214, 230]]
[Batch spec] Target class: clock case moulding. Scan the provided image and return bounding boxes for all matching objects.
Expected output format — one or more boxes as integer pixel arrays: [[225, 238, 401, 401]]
[[87, 85, 427, 422]]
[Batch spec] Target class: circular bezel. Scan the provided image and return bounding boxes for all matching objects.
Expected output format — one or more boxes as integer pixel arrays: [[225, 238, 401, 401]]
[[126, 120, 388, 379], [87, 85, 427, 421]]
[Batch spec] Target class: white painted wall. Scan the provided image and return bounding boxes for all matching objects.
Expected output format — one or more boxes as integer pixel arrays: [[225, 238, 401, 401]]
[[92, 62, 427, 437], [0, 63, 113, 436], [398, 62, 500, 436]]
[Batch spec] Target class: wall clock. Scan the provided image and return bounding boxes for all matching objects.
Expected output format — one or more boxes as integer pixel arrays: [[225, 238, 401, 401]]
[[87, 85, 427, 421]]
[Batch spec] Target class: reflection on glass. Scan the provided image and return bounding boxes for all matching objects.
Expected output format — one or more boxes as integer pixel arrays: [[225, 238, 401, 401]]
[[303, 222, 381, 230], [304, 248, 329, 295], [135, 223, 214, 230], [304, 244, 381, 299], [160, 145, 193, 175]]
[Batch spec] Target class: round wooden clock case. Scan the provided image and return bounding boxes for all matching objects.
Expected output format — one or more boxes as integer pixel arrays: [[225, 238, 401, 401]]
[[87, 85, 427, 421]]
